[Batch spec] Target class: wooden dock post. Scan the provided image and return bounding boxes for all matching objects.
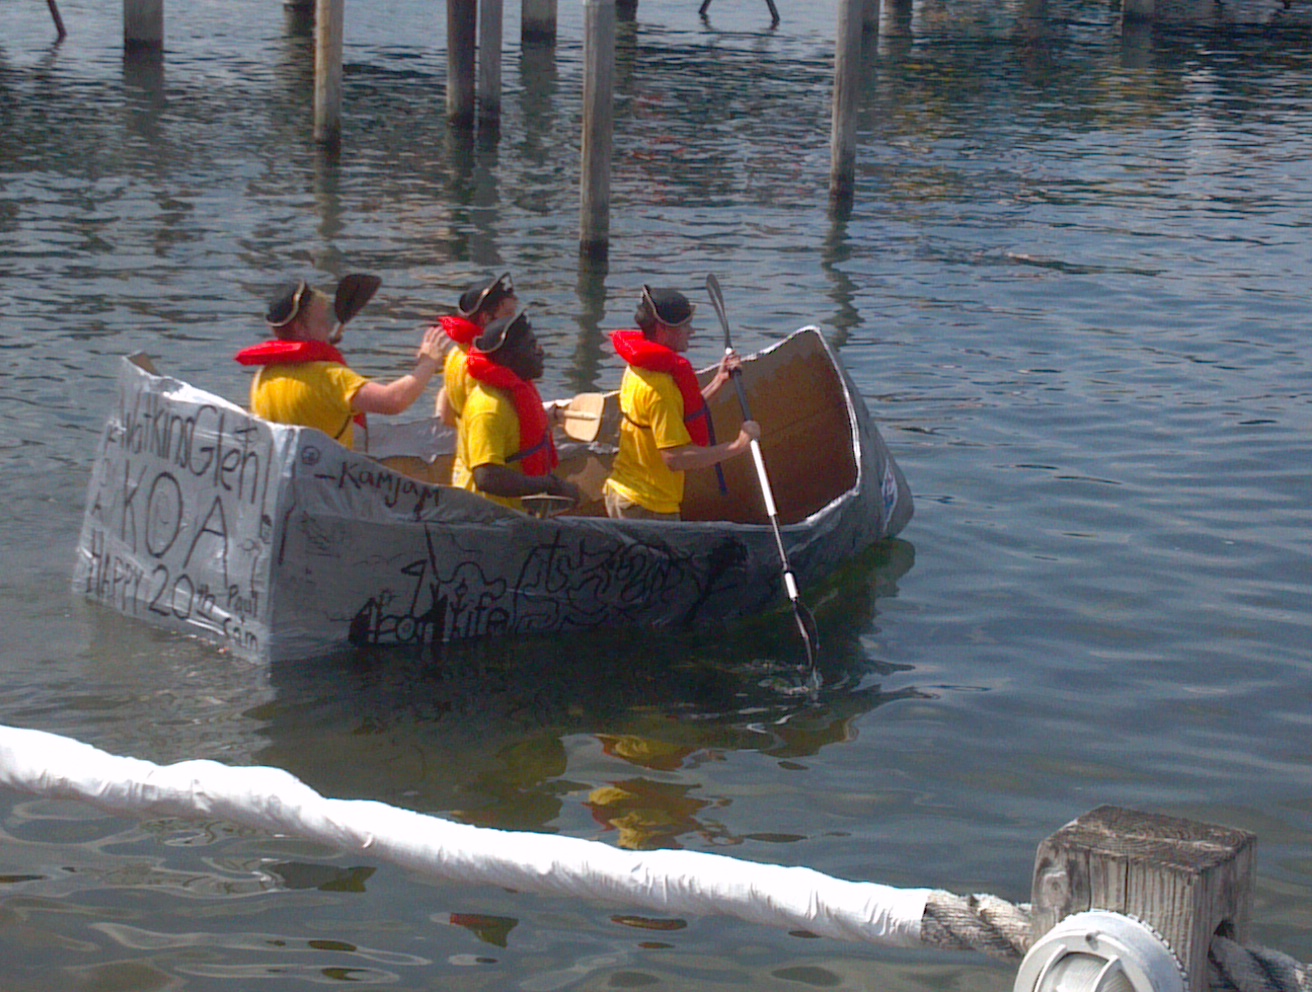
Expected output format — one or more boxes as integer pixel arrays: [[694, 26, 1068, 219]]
[[580, 0, 615, 259], [522, 0, 558, 43], [47, 0, 68, 40], [1031, 805, 1256, 992], [284, 0, 315, 36], [478, 0, 504, 126], [123, 0, 163, 52], [829, 0, 864, 205], [863, 0, 881, 33], [313, 0, 344, 147], [447, 0, 478, 129], [1123, 0, 1156, 21]]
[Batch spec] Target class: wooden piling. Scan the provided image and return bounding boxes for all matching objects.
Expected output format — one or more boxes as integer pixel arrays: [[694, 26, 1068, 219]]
[[829, 0, 864, 204], [447, 0, 478, 129], [580, 0, 616, 258], [522, 0, 558, 43], [1123, 0, 1156, 20], [1031, 805, 1256, 992], [123, 0, 163, 52], [284, 0, 315, 36], [478, 0, 504, 125], [700, 0, 779, 24], [313, 0, 344, 147], [47, 0, 67, 40], [863, 0, 881, 33]]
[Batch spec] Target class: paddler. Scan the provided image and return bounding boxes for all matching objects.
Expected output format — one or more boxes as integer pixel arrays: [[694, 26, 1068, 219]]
[[434, 272, 520, 489], [602, 286, 759, 521], [237, 274, 444, 450], [459, 310, 581, 512]]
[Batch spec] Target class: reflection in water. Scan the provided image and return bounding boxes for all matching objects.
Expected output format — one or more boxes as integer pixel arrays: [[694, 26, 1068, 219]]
[[821, 212, 860, 348], [587, 776, 719, 851], [313, 145, 345, 246], [570, 251, 612, 390], [252, 539, 919, 848], [446, 912, 518, 947]]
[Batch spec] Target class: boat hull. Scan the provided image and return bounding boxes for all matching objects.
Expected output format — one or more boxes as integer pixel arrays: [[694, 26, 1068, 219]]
[[74, 328, 912, 661]]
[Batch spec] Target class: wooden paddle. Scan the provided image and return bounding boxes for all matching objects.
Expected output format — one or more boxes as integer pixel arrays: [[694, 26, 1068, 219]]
[[554, 392, 607, 443], [705, 273, 820, 681], [521, 493, 577, 519], [330, 273, 382, 342]]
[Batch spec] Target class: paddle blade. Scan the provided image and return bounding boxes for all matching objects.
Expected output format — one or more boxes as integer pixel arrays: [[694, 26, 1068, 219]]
[[521, 493, 578, 519], [705, 273, 732, 352], [334, 273, 382, 326], [794, 599, 820, 672], [559, 392, 606, 443]]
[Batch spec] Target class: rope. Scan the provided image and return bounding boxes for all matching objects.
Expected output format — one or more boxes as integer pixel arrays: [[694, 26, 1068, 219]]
[[1210, 937, 1312, 992], [920, 890, 1032, 962], [917, 894, 1312, 992]]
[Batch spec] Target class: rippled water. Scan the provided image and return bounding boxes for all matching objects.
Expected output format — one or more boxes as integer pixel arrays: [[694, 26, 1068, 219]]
[[3, 1, 1312, 989]]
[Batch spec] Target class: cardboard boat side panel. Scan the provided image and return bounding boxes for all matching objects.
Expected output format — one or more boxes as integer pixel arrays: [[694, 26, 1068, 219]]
[[72, 357, 285, 658]]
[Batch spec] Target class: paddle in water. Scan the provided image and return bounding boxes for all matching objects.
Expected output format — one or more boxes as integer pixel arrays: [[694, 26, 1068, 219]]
[[705, 273, 821, 685]]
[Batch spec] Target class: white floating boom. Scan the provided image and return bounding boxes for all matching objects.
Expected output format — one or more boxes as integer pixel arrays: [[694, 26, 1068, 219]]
[[0, 725, 930, 947]]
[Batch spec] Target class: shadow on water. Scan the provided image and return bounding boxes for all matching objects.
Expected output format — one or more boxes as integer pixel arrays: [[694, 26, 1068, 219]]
[[250, 538, 920, 847]]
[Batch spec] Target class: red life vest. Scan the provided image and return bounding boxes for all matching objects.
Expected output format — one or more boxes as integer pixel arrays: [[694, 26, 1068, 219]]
[[234, 339, 367, 431], [439, 314, 481, 347], [610, 329, 710, 446], [464, 350, 558, 476]]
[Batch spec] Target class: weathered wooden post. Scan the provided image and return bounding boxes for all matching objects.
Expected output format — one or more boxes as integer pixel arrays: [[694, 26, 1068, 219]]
[[829, 0, 864, 205], [313, 0, 344, 147], [478, 0, 504, 126], [123, 0, 163, 52], [47, 0, 68, 40], [1123, 0, 1155, 20], [284, 0, 315, 36], [580, 0, 615, 259], [522, 0, 558, 43], [447, 0, 478, 129], [1028, 806, 1256, 992], [863, 0, 881, 32]]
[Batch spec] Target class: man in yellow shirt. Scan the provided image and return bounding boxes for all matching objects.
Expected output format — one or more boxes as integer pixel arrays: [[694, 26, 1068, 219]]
[[458, 311, 581, 513], [237, 275, 444, 450], [434, 272, 519, 488], [603, 286, 759, 520]]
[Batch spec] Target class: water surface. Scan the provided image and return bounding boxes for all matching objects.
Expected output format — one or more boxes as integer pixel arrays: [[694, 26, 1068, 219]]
[[2, 1, 1311, 989]]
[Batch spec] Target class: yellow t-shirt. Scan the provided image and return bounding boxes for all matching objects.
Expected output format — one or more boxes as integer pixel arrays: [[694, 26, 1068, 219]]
[[603, 366, 693, 515], [458, 382, 525, 512], [250, 362, 369, 450], [445, 346, 474, 488]]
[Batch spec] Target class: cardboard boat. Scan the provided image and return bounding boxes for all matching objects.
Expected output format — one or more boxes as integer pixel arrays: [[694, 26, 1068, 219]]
[[73, 327, 912, 661]]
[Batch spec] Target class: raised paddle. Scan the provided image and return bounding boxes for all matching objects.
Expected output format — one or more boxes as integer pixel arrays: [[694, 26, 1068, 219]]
[[330, 273, 383, 343], [554, 392, 607, 443], [705, 273, 820, 679]]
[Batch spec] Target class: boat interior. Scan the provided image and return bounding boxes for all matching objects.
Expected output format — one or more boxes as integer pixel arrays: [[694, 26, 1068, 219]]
[[139, 329, 860, 529], [370, 331, 859, 527]]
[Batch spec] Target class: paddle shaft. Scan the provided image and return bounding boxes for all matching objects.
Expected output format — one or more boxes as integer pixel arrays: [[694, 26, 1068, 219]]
[[706, 274, 817, 671], [728, 351, 801, 603]]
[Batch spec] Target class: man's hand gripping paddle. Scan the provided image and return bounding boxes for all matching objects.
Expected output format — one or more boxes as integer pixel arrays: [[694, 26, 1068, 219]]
[[705, 274, 820, 685]]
